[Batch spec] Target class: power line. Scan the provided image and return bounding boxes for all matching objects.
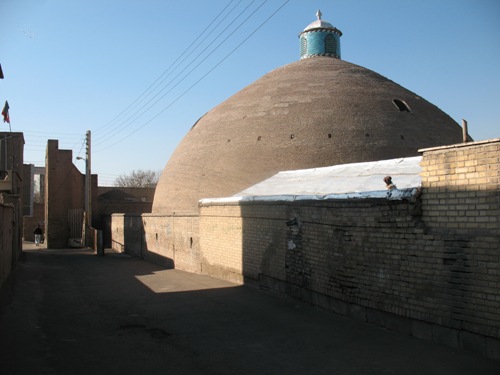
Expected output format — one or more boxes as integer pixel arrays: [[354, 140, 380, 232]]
[[93, 0, 240, 139], [95, 0, 290, 152], [93, 0, 261, 147]]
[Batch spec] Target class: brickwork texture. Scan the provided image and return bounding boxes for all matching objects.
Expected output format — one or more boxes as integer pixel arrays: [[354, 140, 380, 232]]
[[112, 213, 200, 273]]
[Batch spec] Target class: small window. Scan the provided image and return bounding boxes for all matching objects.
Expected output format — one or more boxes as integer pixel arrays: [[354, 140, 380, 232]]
[[393, 99, 411, 112], [325, 34, 336, 55], [300, 36, 307, 56]]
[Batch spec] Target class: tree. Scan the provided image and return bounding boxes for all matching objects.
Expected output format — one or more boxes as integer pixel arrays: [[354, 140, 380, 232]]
[[115, 169, 161, 188]]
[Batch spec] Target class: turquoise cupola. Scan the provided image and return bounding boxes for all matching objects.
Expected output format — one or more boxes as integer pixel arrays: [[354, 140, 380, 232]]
[[299, 10, 342, 59]]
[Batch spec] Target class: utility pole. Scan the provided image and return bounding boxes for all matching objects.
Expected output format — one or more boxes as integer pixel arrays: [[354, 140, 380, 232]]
[[86, 130, 92, 229], [78, 130, 92, 247]]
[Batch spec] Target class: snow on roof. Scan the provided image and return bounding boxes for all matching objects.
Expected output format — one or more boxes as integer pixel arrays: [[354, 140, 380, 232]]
[[199, 156, 422, 205]]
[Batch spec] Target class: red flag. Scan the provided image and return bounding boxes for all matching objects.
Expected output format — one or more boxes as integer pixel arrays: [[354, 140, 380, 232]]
[[2, 101, 9, 123]]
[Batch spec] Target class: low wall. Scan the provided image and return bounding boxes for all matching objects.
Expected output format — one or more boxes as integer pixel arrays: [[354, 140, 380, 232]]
[[197, 140, 500, 359], [0, 204, 14, 289], [111, 213, 200, 273], [199, 194, 499, 358]]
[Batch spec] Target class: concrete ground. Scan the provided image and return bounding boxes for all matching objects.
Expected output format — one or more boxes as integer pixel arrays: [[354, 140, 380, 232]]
[[0, 243, 499, 375]]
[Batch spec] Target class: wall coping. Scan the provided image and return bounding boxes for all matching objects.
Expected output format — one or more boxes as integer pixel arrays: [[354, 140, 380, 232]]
[[419, 138, 500, 153], [199, 188, 419, 207], [112, 212, 199, 218]]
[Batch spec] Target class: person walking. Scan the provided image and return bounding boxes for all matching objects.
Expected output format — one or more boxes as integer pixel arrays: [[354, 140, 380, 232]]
[[33, 225, 43, 247]]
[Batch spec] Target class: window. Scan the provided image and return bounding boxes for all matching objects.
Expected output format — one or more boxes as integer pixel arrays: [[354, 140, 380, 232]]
[[300, 36, 307, 56], [325, 34, 336, 55], [393, 99, 411, 112]]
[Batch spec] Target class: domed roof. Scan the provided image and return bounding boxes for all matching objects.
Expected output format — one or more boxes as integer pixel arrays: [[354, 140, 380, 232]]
[[303, 18, 334, 31], [153, 57, 463, 213], [302, 10, 337, 32]]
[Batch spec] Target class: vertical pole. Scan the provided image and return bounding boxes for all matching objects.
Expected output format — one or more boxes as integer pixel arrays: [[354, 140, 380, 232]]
[[82, 138, 89, 247], [86, 130, 92, 228], [462, 119, 468, 143]]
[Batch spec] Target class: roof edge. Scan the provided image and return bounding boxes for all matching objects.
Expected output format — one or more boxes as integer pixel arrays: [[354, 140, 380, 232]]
[[199, 188, 420, 206]]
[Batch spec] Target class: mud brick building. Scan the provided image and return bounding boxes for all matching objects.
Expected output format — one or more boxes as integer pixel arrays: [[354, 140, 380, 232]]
[[110, 13, 499, 359]]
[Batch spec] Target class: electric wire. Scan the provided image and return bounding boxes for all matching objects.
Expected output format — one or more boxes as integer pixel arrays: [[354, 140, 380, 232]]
[[93, 0, 261, 147], [19, 1, 290, 169], [94, 0, 290, 152], [93, 0, 240, 138], [93, 0, 255, 146]]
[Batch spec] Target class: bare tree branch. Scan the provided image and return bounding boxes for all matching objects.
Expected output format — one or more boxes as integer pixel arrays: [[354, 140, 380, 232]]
[[115, 169, 161, 188]]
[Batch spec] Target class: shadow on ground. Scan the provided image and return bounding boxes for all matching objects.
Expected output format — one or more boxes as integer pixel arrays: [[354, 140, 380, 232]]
[[0, 243, 499, 375]]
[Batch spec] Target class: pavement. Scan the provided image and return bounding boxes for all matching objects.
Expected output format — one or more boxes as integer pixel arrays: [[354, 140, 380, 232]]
[[0, 242, 499, 375]]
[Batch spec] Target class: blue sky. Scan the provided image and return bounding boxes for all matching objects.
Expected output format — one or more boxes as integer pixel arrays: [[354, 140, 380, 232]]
[[1, 0, 499, 185]]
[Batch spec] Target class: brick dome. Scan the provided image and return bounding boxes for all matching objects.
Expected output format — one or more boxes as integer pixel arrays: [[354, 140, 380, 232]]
[[153, 56, 464, 213]]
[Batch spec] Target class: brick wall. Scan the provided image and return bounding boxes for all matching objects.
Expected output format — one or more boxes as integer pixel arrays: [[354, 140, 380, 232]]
[[45, 140, 85, 248], [112, 213, 200, 273], [198, 139, 500, 358], [420, 140, 499, 231], [419, 139, 500, 344]]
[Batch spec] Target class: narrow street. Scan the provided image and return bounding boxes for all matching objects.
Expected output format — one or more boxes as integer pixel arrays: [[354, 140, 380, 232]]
[[1, 243, 499, 375]]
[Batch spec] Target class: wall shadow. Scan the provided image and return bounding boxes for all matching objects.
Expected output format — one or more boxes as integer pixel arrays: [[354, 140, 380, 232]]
[[121, 214, 175, 269], [2, 247, 497, 374], [236, 184, 500, 358]]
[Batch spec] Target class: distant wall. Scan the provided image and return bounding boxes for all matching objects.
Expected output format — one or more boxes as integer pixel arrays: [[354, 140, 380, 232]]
[[97, 186, 155, 202], [23, 202, 44, 242], [45, 140, 97, 248], [0, 204, 14, 289], [111, 213, 200, 272]]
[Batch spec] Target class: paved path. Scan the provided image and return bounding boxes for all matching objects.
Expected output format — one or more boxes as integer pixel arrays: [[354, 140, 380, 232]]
[[1, 243, 499, 375]]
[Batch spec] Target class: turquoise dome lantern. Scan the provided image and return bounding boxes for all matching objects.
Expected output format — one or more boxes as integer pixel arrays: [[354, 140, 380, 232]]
[[299, 10, 342, 59]]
